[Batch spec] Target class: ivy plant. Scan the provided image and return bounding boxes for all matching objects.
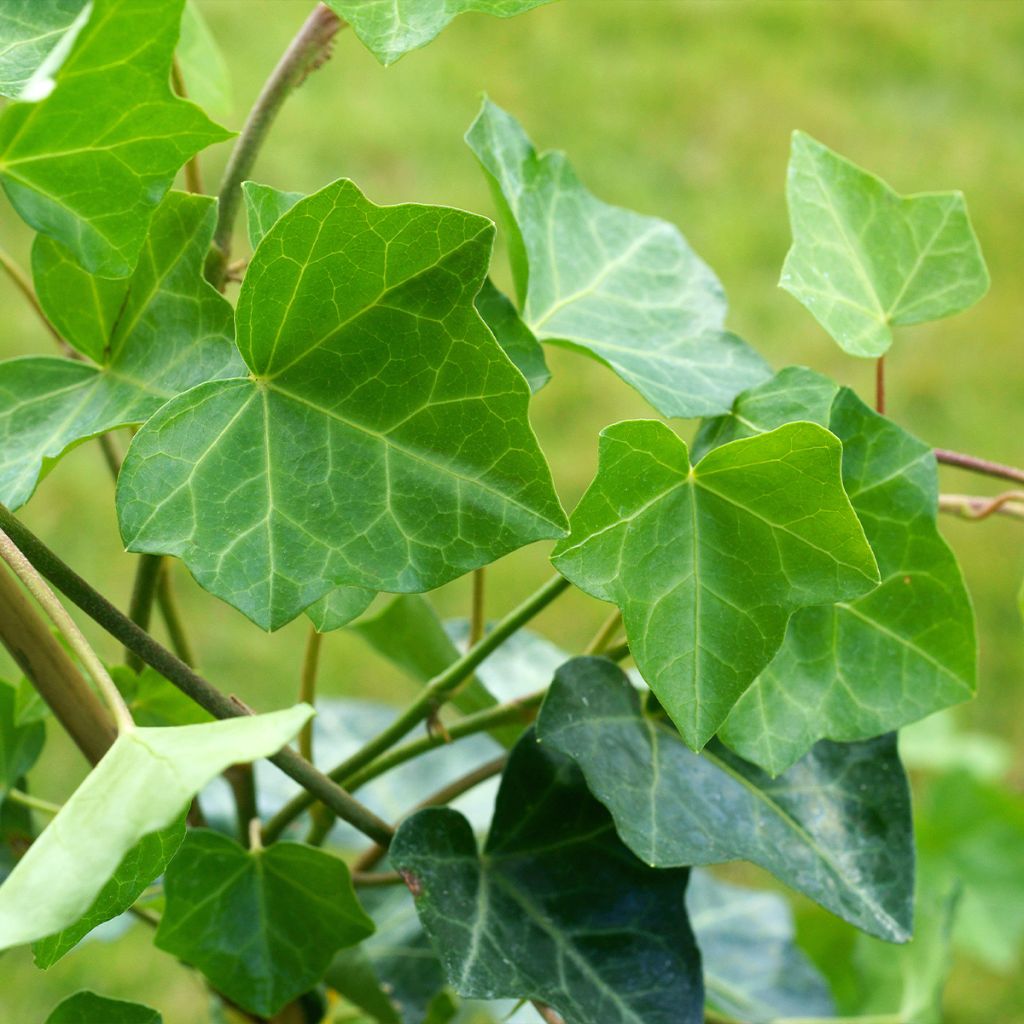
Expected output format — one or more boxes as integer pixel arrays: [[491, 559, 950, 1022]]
[[0, 3, 1017, 1024]]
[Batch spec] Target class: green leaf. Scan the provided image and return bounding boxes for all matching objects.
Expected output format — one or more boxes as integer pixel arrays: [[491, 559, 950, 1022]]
[[177, 1, 233, 121], [781, 131, 989, 357], [0, 704, 311, 950], [33, 817, 186, 968], [475, 280, 549, 394], [391, 729, 704, 1024], [0, 191, 243, 510], [705, 370, 976, 773], [465, 99, 770, 418], [307, 586, 377, 633], [551, 418, 878, 748], [324, 1, 554, 66], [111, 666, 214, 728], [156, 828, 374, 1017], [242, 180, 303, 250], [44, 992, 161, 1024], [0, 0, 86, 98], [0, 677, 45, 797], [687, 870, 834, 1022], [899, 711, 1012, 782], [0, 795, 32, 884], [537, 658, 913, 941], [0, 0, 231, 277], [117, 179, 567, 631]]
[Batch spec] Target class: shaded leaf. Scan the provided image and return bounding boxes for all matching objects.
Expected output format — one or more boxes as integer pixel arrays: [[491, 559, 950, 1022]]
[[0, 677, 45, 797], [178, 1, 233, 120], [475, 280, 549, 393], [781, 131, 988, 356], [44, 992, 161, 1024], [111, 666, 213, 728], [0, 0, 86, 98], [0, 795, 32, 884], [551, 419, 878, 748], [466, 99, 769, 418], [307, 586, 376, 633]]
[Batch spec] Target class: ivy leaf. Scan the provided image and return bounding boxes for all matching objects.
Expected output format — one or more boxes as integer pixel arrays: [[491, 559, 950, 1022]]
[[156, 828, 374, 1017], [44, 992, 161, 1024], [391, 729, 704, 1024], [117, 179, 567, 631], [307, 586, 376, 633], [537, 658, 913, 942], [781, 131, 989, 357], [0, 191, 243, 510], [475, 280, 549, 394], [700, 369, 976, 773], [466, 99, 770, 418], [33, 817, 186, 968], [687, 870, 834, 1023], [0, 704, 312, 950], [324, 1, 553, 66], [177, 1, 233, 121], [242, 180, 303, 250], [551, 419, 878, 749], [0, 0, 86, 98], [0, 677, 45, 797], [111, 666, 214, 728]]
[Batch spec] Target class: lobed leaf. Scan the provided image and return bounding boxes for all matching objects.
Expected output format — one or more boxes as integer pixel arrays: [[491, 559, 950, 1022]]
[[44, 992, 161, 1024]]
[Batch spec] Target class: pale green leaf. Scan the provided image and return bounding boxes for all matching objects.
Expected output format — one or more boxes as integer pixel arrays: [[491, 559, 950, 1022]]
[[0, 704, 312, 950], [0, 677, 45, 797], [466, 99, 770, 418], [44, 992, 161, 1024], [0, 0, 86, 99], [117, 178, 567, 631], [177, 1, 233, 120], [781, 131, 989, 356], [551, 419, 878, 748], [242, 180, 302, 250], [156, 829, 374, 1017], [0, 0, 232, 276], [475, 279, 549, 394]]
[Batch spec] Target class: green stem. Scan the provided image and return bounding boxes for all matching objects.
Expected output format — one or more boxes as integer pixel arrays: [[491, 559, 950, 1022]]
[[469, 568, 486, 647], [584, 607, 622, 655], [298, 625, 322, 762], [170, 58, 204, 194], [155, 565, 196, 667], [5, 788, 61, 816], [126, 553, 163, 671], [0, 243, 64, 347]]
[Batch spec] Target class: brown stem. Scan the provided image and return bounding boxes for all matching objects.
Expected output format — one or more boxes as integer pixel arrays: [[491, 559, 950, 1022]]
[[934, 448, 1024, 486], [533, 1003, 565, 1024], [171, 58, 204, 194], [0, 243, 70, 352], [875, 355, 885, 415], [939, 492, 1024, 522]]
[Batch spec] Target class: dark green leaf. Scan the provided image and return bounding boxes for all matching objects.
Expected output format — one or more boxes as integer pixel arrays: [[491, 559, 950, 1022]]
[[117, 179, 567, 631], [307, 586, 376, 633], [44, 992, 161, 1024], [111, 666, 213, 728], [466, 99, 770, 417], [551, 419, 878, 748], [0, 795, 32, 884], [0, 0, 86, 98], [475, 280, 549, 393], [0, 677, 45, 797], [391, 730, 704, 1024], [156, 829, 374, 1017]]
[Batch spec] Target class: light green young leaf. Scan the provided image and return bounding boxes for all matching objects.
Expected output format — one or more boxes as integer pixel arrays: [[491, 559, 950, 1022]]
[[156, 829, 374, 1017], [466, 99, 770, 418], [0, 190, 243, 510], [117, 179, 567, 631], [324, 1, 553, 66], [242, 180, 303, 250], [0, 704, 311, 950], [781, 131, 989, 356], [704, 370, 976, 773], [177, 1, 233, 120], [0, 677, 45, 797], [44, 992, 162, 1024], [551, 419, 878, 748], [475, 279, 549, 394], [391, 730, 704, 1024], [0, 0, 231, 277], [538, 659, 914, 942], [0, 0, 86, 98]]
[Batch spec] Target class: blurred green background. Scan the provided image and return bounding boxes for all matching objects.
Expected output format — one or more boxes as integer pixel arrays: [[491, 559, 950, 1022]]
[[1, 1, 1022, 1021]]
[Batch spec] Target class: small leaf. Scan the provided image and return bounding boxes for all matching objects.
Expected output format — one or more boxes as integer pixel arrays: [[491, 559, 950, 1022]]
[[44, 992, 162, 1024], [537, 658, 914, 941], [324, 0, 554, 66], [0, 0, 232, 277], [391, 729, 704, 1024], [551, 419, 878, 748], [0, 677, 45, 797], [0, 704, 312, 950], [156, 829, 374, 1017], [781, 131, 989, 356], [177, 1, 233, 120], [307, 586, 376, 633], [117, 178, 567, 631], [466, 99, 770, 418], [111, 666, 213, 728], [475, 280, 549, 393], [0, 0, 86, 99], [242, 180, 303, 250]]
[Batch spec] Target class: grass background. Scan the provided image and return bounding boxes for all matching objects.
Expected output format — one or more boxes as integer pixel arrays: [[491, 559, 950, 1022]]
[[1, 0, 1022, 1020]]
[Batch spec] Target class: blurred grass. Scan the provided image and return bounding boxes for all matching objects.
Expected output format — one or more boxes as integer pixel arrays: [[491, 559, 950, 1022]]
[[0, 0, 1022, 1020]]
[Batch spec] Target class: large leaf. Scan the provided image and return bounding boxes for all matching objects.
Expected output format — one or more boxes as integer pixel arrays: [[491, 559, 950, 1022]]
[[0, 0, 231, 277], [0, 0, 86, 98], [551, 418, 878, 748], [687, 870, 834, 1023], [781, 131, 989, 356], [465, 99, 770, 418], [0, 704, 311, 950], [0, 190, 243, 510], [117, 178, 567, 631], [391, 730, 704, 1024], [537, 658, 913, 941], [700, 369, 976, 773], [0, 677, 45, 797], [324, 1, 553, 66], [44, 992, 161, 1024], [156, 828, 374, 1017]]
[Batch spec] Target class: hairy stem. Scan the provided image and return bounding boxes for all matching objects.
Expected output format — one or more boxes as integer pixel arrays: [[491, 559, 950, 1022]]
[[939, 491, 1024, 521], [126, 553, 164, 671], [934, 448, 1024, 485]]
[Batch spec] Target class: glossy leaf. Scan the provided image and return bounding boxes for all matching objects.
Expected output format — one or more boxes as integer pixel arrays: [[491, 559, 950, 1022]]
[[687, 870, 834, 1023], [0, 0, 231, 277], [0, 704, 311, 950], [781, 131, 989, 356], [391, 730, 704, 1024], [537, 658, 914, 941], [156, 828, 374, 1017], [551, 419, 878, 748], [702, 369, 976, 773], [466, 99, 770, 418], [0, 191, 242, 510], [44, 992, 161, 1024], [117, 179, 567, 631], [0, 677, 45, 797], [0, 0, 86, 98], [475, 280, 549, 393], [325, 1, 553, 66]]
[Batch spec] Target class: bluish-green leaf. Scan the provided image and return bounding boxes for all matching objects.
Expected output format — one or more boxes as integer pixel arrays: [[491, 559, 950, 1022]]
[[0, 677, 45, 798], [0, 0, 87, 99], [781, 131, 989, 356], [551, 419, 878, 748], [44, 992, 161, 1024], [475, 279, 549, 393], [117, 179, 567, 631]]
